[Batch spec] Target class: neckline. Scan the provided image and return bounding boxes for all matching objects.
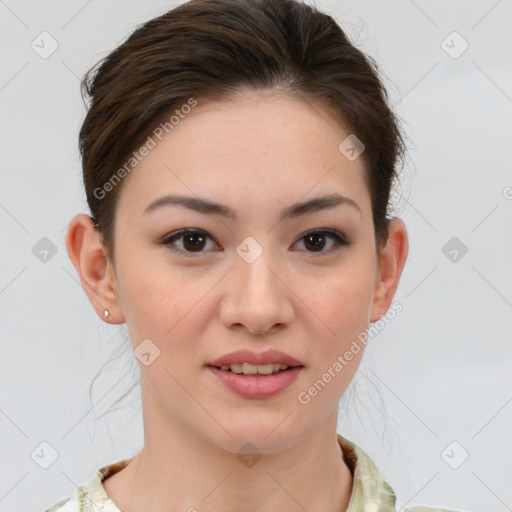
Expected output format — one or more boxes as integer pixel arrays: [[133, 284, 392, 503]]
[[89, 434, 394, 512]]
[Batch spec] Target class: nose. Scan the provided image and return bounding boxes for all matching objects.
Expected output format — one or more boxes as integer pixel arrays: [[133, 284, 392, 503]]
[[219, 252, 295, 335]]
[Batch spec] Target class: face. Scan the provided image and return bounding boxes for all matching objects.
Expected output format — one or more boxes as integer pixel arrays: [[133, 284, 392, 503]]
[[108, 90, 381, 454]]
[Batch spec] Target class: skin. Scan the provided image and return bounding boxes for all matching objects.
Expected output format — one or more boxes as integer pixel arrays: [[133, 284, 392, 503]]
[[66, 88, 408, 512]]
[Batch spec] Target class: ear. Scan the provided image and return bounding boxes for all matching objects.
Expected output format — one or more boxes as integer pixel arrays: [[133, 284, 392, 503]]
[[369, 218, 409, 322], [65, 214, 125, 324]]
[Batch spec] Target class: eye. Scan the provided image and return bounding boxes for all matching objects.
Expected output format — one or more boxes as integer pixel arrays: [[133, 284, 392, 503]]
[[161, 228, 349, 257], [161, 229, 220, 257], [293, 229, 349, 255]]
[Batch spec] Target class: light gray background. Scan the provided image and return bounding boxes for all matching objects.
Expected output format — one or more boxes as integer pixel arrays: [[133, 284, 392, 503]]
[[1, 1, 511, 511]]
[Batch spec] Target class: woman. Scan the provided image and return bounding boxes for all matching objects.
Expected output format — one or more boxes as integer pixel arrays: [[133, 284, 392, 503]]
[[45, 0, 467, 510]]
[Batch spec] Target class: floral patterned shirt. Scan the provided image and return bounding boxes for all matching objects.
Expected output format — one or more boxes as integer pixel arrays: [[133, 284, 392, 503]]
[[43, 434, 466, 512]]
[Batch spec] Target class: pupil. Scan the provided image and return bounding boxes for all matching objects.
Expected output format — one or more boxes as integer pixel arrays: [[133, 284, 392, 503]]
[[184, 233, 205, 251], [305, 233, 325, 252]]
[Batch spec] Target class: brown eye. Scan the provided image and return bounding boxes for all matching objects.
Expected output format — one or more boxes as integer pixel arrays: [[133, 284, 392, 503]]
[[294, 229, 349, 255], [162, 229, 219, 256]]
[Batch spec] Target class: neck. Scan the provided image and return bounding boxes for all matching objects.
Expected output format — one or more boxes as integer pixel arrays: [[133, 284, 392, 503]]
[[103, 382, 353, 512]]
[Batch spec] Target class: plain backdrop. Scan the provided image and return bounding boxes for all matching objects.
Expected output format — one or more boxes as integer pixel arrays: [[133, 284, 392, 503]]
[[1, 1, 511, 511]]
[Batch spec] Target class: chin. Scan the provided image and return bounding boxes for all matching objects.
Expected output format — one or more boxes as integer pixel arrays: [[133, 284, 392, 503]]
[[203, 417, 303, 456]]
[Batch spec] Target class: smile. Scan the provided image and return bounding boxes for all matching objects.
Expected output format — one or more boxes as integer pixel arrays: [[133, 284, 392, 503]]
[[215, 362, 293, 375]]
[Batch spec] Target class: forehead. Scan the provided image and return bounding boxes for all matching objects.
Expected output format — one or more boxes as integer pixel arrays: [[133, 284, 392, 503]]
[[116, 90, 371, 219]]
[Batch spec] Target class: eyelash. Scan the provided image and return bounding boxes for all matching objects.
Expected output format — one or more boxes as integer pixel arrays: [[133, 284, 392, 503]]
[[160, 228, 350, 258]]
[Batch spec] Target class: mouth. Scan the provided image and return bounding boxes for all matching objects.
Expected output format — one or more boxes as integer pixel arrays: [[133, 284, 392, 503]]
[[206, 363, 304, 399], [207, 362, 303, 376]]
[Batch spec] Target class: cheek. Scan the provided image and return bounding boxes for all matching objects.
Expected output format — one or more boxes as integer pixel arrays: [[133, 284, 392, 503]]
[[115, 251, 208, 342], [302, 252, 376, 394], [297, 270, 374, 414], [309, 262, 376, 338]]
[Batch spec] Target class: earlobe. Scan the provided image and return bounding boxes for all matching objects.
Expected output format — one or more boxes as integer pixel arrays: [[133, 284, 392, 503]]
[[65, 214, 125, 324], [369, 219, 409, 323]]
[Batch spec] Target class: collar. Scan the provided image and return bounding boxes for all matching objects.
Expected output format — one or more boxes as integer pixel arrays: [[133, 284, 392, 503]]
[[337, 434, 396, 511]]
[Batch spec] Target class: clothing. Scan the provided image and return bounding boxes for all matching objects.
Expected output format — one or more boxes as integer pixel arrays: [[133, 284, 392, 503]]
[[43, 434, 465, 512]]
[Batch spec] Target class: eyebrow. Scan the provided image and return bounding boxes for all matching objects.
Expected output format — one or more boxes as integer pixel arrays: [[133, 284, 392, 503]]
[[143, 193, 361, 220]]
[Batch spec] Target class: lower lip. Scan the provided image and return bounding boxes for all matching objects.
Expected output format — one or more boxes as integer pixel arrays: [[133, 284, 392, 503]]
[[206, 366, 303, 399]]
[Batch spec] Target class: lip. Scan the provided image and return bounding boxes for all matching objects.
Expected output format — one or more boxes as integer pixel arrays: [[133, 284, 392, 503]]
[[207, 366, 304, 399], [206, 349, 304, 367]]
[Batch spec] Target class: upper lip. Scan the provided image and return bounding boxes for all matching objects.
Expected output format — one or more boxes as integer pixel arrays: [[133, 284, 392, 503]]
[[207, 349, 304, 367]]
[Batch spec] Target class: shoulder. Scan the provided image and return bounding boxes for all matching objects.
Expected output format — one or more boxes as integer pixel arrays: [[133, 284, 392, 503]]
[[337, 433, 469, 512], [405, 508, 468, 512], [41, 475, 99, 512], [42, 459, 131, 512], [42, 496, 78, 512]]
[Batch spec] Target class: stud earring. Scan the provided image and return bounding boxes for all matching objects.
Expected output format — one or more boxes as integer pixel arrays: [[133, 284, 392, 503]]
[[104, 309, 110, 318]]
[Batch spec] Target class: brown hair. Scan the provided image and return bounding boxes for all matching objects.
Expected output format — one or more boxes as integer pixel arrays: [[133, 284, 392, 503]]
[[79, 0, 406, 265]]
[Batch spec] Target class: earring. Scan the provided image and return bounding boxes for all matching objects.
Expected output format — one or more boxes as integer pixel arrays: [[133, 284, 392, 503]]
[[104, 309, 110, 318]]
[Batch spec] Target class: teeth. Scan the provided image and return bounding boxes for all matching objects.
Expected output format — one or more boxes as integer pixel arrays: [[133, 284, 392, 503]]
[[219, 363, 289, 375]]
